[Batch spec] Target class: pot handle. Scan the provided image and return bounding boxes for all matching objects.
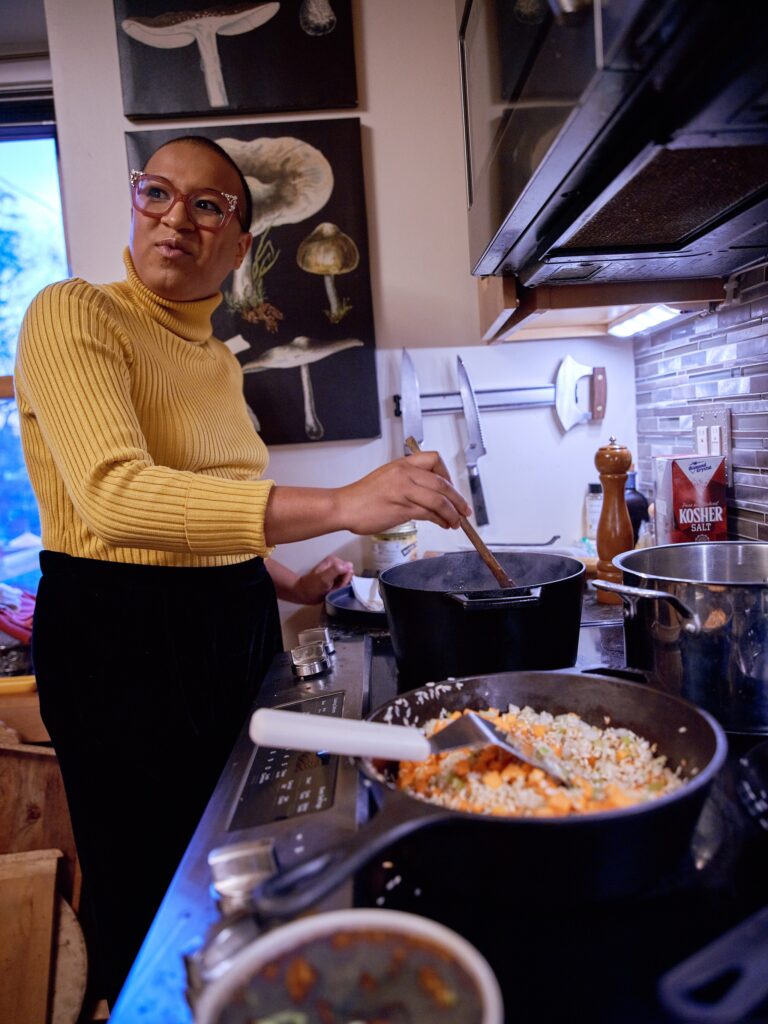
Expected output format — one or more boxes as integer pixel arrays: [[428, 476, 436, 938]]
[[591, 580, 702, 635], [658, 904, 768, 1023], [448, 586, 542, 611], [250, 788, 450, 924]]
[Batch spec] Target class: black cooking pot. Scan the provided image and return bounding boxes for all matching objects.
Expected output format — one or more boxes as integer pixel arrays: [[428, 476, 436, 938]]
[[378, 551, 585, 687], [252, 670, 727, 923]]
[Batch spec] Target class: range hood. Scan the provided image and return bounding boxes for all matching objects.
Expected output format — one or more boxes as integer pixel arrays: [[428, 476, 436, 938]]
[[461, 0, 768, 339], [478, 276, 725, 342]]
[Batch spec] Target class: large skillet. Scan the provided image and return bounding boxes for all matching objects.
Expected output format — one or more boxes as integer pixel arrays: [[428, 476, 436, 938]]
[[252, 670, 727, 921]]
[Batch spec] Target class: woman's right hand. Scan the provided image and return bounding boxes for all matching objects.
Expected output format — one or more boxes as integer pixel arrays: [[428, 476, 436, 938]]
[[333, 451, 471, 534], [263, 451, 472, 546]]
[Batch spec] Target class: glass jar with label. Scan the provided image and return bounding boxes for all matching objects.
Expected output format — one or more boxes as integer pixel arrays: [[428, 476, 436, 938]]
[[370, 521, 418, 574], [584, 483, 603, 541]]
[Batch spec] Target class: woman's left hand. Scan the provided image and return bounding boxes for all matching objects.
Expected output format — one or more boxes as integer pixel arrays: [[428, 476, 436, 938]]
[[294, 555, 354, 604], [266, 555, 354, 605]]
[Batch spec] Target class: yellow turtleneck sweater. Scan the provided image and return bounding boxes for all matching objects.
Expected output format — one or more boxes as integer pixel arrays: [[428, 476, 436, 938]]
[[14, 250, 275, 567]]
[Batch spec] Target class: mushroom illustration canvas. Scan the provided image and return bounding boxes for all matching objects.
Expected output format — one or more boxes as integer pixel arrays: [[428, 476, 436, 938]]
[[125, 118, 381, 445], [113, 0, 356, 118]]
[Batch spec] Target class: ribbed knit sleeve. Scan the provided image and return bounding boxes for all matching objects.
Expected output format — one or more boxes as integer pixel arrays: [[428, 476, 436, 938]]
[[15, 278, 275, 566]]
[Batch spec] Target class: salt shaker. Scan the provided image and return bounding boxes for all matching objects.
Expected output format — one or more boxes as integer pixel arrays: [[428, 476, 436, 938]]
[[595, 437, 634, 604]]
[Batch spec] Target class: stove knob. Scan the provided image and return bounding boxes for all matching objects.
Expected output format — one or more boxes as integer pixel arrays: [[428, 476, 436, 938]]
[[290, 640, 330, 678], [208, 837, 277, 915], [184, 839, 278, 1007], [297, 625, 335, 656], [184, 911, 263, 1010]]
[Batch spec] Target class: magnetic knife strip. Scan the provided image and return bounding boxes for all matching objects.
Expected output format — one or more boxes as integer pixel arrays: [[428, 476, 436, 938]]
[[394, 352, 607, 432]]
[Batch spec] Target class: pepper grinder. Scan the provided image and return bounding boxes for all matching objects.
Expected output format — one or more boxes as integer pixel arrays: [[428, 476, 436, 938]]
[[595, 437, 634, 604]]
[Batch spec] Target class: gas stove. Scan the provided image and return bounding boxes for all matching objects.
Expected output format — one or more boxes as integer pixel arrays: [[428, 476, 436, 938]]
[[109, 610, 768, 1024]]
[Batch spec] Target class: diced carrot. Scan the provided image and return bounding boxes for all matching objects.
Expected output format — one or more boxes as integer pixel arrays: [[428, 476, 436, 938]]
[[604, 783, 636, 808], [547, 789, 572, 813], [285, 957, 317, 1002]]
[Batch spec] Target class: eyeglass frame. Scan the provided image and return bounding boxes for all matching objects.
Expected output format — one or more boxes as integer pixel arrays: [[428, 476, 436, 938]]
[[129, 169, 244, 233]]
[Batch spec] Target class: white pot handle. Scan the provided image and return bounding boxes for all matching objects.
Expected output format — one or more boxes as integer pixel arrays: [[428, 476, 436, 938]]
[[249, 707, 431, 762]]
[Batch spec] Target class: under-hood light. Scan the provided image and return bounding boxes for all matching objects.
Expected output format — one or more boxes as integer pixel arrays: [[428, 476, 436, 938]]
[[607, 304, 681, 337]]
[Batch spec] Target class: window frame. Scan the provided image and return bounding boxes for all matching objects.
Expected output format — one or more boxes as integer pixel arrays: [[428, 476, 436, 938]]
[[0, 91, 67, 589]]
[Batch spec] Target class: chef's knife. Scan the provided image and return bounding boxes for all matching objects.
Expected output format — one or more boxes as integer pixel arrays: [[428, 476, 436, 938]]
[[456, 356, 489, 526], [400, 349, 423, 454]]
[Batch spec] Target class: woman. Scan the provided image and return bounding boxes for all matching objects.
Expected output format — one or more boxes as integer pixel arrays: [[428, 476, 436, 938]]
[[14, 135, 470, 1002]]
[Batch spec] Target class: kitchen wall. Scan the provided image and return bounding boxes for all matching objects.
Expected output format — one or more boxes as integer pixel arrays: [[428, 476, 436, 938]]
[[42, 0, 638, 643], [633, 281, 768, 540]]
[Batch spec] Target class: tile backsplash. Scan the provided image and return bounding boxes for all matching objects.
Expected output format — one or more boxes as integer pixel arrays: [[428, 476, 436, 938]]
[[633, 278, 768, 541]]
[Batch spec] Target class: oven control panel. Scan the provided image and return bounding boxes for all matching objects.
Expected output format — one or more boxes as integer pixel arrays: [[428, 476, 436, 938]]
[[228, 690, 345, 830]]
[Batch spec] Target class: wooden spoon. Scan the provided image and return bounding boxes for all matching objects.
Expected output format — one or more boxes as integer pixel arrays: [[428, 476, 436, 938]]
[[405, 436, 516, 589]]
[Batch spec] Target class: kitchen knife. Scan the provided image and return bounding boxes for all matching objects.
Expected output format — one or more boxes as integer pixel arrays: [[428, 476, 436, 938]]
[[456, 356, 489, 526], [400, 349, 423, 454]]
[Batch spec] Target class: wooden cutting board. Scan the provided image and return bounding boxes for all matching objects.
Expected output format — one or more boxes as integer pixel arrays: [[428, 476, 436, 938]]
[[0, 849, 61, 1024]]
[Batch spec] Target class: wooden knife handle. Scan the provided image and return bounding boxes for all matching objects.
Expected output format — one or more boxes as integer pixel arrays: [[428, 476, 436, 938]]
[[591, 366, 607, 421]]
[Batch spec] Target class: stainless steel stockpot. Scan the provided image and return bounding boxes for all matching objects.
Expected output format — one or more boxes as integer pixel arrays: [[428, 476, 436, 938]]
[[594, 542, 768, 734]]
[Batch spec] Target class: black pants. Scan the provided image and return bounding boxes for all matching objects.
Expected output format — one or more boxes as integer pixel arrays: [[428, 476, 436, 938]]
[[32, 552, 282, 1004]]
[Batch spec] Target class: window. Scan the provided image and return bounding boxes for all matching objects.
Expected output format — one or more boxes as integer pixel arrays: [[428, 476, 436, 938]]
[[0, 131, 69, 591]]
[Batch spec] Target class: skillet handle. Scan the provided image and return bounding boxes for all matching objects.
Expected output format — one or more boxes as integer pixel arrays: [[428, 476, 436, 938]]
[[591, 579, 702, 635], [448, 586, 542, 611], [250, 789, 450, 924], [658, 905, 768, 1023], [249, 708, 432, 762]]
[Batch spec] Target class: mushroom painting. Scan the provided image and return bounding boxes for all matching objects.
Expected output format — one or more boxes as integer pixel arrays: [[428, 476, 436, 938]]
[[216, 136, 333, 331], [297, 223, 359, 323], [113, 0, 357, 119], [241, 336, 362, 440], [121, 3, 280, 109]]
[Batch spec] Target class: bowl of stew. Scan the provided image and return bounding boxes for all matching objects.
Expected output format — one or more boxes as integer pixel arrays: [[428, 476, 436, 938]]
[[193, 908, 503, 1024]]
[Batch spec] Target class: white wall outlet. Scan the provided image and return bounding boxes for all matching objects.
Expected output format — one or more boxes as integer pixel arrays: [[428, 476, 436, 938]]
[[691, 406, 732, 485], [709, 425, 722, 456]]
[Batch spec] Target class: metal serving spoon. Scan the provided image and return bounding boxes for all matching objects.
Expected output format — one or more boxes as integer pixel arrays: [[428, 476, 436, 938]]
[[249, 708, 572, 786]]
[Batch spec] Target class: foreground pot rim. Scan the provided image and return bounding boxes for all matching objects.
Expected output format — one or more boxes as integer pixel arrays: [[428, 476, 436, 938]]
[[613, 540, 768, 587], [193, 908, 504, 1024]]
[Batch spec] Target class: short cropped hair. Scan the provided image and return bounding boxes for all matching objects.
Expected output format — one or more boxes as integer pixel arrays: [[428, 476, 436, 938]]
[[146, 135, 252, 231]]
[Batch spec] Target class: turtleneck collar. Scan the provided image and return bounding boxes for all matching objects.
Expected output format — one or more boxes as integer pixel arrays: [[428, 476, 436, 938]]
[[122, 248, 223, 345]]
